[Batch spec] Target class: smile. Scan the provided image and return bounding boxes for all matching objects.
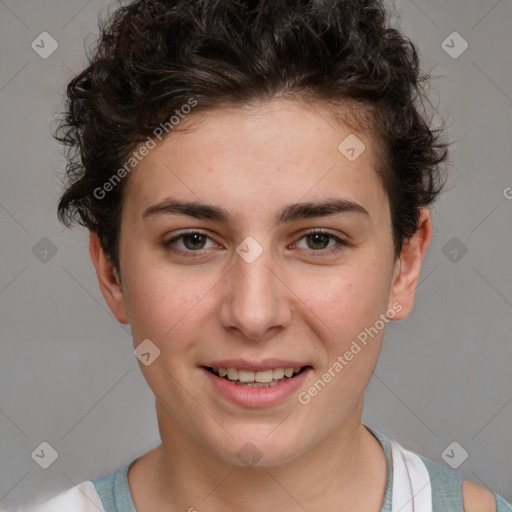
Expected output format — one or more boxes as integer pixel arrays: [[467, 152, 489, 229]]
[[206, 366, 307, 387], [201, 365, 312, 407]]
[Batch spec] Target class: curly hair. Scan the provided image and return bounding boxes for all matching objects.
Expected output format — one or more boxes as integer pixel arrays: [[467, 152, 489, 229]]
[[55, 0, 448, 274]]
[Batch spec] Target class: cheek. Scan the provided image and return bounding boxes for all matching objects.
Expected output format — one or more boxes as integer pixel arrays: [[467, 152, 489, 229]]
[[296, 266, 391, 410], [298, 261, 392, 338], [123, 261, 214, 346]]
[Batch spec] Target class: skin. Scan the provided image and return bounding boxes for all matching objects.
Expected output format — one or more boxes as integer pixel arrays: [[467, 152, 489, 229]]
[[89, 98, 495, 511]]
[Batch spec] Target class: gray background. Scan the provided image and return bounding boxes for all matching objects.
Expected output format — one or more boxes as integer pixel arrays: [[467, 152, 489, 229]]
[[1, 0, 511, 508]]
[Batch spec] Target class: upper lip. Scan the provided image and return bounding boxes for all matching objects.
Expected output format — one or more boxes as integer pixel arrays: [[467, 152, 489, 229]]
[[201, 359, 311, 372]]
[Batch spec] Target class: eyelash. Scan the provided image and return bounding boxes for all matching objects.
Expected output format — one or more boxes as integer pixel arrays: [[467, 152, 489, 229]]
[[161, 229, 347, 257]]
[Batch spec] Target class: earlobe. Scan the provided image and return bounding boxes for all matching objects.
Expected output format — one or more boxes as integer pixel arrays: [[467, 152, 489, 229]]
[[388, 209, 433, 320], [89, 231, 129, 324]]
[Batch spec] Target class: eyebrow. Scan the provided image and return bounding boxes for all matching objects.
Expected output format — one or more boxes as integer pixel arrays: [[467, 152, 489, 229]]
[[142, 197, 369, 224]]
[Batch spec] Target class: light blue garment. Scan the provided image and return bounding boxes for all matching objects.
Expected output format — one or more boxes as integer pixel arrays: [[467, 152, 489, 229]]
[[5, 425, 511, 511], [90, 425, 511, 511]]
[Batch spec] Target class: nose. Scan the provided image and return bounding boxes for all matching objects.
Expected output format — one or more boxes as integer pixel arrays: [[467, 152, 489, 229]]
[[218, 243, 293, 342]]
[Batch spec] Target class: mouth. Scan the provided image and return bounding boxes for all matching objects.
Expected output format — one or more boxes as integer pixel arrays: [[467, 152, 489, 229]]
[[202, 365, 312, 388]]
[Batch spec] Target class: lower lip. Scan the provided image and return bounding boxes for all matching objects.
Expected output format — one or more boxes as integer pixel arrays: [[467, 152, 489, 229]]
[[201, 367, 312, 407]]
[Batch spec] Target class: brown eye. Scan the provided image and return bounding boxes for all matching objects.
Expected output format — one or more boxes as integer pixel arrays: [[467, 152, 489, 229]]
[[294, 230, 346, 255], [162, 230, 216, 254], [181, 233, 208, 250], [305, 233, 331, 250]]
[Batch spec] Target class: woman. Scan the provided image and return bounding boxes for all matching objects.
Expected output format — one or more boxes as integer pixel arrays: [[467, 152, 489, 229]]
[[11, 0, 511, 510]]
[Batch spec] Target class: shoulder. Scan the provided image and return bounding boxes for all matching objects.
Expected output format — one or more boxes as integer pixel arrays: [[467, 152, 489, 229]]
[[367, 426, 510, 512], [416, 453, 508, 512], [12, 481, 105, 512], [406, 448, 505, 512], [7, 461, 135, 512], [462, 480, 498, 512]]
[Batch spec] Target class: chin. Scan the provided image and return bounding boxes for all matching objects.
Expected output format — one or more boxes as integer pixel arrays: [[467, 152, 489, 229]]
[[208, 428, 308, 468]]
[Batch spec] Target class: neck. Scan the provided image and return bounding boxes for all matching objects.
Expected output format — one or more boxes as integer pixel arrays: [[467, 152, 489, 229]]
[[128, 400, 387, 512]]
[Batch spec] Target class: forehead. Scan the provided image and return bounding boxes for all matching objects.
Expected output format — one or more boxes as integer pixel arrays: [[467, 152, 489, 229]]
[[122, 99, 389, 224]]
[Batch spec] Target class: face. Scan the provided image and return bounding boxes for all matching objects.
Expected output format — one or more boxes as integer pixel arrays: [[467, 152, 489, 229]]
[[91, 98, 431, 467]]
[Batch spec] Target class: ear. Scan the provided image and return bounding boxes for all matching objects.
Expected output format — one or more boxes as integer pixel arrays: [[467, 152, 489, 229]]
[[89, 231, 129, 324], [388, 208, 432, 320]]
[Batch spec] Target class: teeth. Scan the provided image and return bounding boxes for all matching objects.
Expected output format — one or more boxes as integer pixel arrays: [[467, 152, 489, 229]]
[[251, 369, 274, 383], [227, 368, 238, 380], [273, 368, 285, 380], [212, 366, 304, 383], [238, 369, 255, 383]]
